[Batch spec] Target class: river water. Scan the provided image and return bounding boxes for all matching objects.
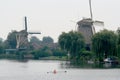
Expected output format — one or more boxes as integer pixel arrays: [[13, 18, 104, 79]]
[[0, 59, 119, 80]]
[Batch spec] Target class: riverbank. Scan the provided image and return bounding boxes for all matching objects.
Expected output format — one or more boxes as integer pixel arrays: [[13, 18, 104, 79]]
[[39, 56, 67, 61], [0, 54, 67, 61]]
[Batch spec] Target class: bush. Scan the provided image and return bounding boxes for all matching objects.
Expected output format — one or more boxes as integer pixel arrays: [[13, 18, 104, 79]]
[[79, 49, 95, 62], [31, 47, 52, 59], [53, 49, 67, 57]]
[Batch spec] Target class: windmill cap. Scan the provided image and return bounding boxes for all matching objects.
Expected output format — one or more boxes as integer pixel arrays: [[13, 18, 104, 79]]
[[77, 18, 93, 25]]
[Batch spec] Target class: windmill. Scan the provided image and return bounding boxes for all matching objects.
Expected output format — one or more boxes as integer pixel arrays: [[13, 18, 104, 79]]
[[16, 16, 41, 50], [5, 17, 41, 53], [77, 0, 104, 50]]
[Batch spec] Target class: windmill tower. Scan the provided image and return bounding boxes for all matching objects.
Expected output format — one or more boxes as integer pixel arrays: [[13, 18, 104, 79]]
[[16, 16, 41, 50], [77, 0, 104, 50]]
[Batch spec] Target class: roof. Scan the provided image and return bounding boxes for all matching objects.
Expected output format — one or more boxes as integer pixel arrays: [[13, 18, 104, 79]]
[[77, 18, 93, 25]]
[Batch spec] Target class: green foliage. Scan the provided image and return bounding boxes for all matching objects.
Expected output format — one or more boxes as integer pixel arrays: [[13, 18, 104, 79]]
[[29, 36, 41, 50], [0, 38, 4, 53], [78, 49, 95, 62], [116, 28, 120, 58], [31, 46, 52, 59], [117, 45, 120, 59], [92, 29, 117, 61], [58, 31, 85, 61], [6, 30, 18, 48], [52, 48, 67, 57], [42, 36, 54, 44], [30, 36, 41, 44], [0, 46, 4, 53]]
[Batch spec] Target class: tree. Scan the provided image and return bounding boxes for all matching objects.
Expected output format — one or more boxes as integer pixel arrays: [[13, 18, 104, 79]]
[[58, 32, 70, 51], [53, 48, 67, 57], [42, 36, 54, 44], [116, 28, 120, 58], [29, 36, 41, 50], [6, 30, 18, 48], [31, 46, 52, 59], [78, 49, 95, 62], [58, 31, 85, 61], [0, 38, 4, 53], [30, 36, 41, 44], [92, 29, 117, 62]]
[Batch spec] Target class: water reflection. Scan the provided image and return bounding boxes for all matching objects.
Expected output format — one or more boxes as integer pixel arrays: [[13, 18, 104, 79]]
[[60, 61, 120, 69]]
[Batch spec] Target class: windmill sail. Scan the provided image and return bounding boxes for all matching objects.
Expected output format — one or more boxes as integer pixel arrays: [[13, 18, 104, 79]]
[[93, 21, 104, 26], [24, 16, 28, 32], [89, 0, 93, 20]]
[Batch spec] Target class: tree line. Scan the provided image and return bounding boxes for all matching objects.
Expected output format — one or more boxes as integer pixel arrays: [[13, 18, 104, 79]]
[[58, 29, 120, 63], [0, 30, 67, 59], [0, 28, 120, 63]]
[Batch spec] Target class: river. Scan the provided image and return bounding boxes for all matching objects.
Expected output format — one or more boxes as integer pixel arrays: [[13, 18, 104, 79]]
[[0, 59, 119, 80]]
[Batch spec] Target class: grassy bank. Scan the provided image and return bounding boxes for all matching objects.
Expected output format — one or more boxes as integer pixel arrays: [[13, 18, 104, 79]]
[[38, 56, 67, 61], [0, 54, 67, 61]]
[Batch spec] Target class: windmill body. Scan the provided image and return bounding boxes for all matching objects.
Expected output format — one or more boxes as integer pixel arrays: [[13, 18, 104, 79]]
[[16, 30, 28, 49], [77, 18, 95, 50]]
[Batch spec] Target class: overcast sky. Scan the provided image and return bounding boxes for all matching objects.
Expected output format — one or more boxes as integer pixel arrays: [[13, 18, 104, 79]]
[[0, 0, 120, 42]]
